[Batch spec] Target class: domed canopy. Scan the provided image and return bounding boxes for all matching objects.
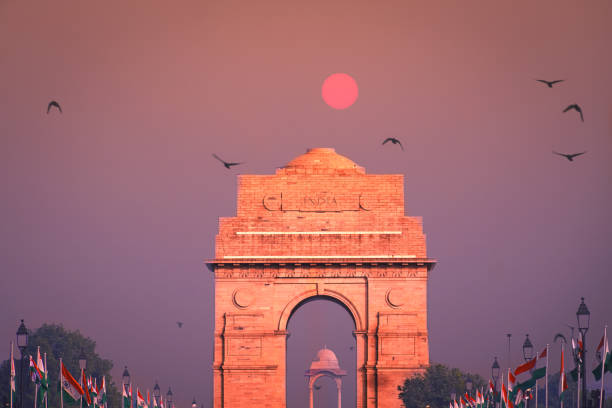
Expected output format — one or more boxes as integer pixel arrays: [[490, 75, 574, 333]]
[[305, 346, 346, 376], [279, 148, 365, 175]]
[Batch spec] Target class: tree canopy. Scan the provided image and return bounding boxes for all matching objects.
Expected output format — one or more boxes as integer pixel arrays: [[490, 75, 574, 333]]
[[399, 363, 486, 408], [0, 324, 120, 408]]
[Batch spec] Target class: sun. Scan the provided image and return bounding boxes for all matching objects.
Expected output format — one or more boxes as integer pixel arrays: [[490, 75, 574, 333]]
[[321, 73, 358, 110]]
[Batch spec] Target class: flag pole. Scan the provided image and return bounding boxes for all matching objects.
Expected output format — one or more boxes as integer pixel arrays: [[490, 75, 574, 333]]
[[60, 359, 64, 408], [44, 352, 48, 408], [80, 368, 84, 408], [10, 342, 14, 408], [560, 343, 564, 408], [545, 344, 548, 408], [600, 325, 607, 408]]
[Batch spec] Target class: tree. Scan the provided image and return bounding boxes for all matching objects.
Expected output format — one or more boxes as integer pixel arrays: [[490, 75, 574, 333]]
[[0, 324, 120, 408], [399, 364, 486, 408]]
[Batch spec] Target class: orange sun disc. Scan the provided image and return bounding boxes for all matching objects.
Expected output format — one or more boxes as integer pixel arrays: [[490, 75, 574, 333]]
[[321, 73, 358, 110]]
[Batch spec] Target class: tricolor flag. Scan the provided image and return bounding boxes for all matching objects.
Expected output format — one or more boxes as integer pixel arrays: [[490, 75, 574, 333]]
[[501, 384, 509, 408], [454, 398, 459, 408], [82, 370, 92, 407], [137, 389, 146, 408], [488, 380, 495, 395], [97, 377, 107, 406], [60, 361, 84, 403], [593, 333, 611, 381], [36, 349, 48, 407], [151, 393, 158, 408], [159, 396, 164, 408], [10, 343, 16, 408], [514, 358, 537, 376], [123, 384, 132, 408], [476, 389, 482, 407], [90, 378, 98, 408], [559, 345, 569, 401]]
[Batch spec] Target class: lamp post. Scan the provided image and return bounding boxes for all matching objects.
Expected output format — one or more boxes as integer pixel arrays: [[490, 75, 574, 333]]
[[16, 320, 29, 408], [466, 378, 473, 398], [166, 388, 173, 408], [79, 349, 87, 373], [122, 366, 131, 408], [576, 298, 590, 408], [522, 335, 534, 408], [492, 357, 500, 408], [153, 382, 161, 405]]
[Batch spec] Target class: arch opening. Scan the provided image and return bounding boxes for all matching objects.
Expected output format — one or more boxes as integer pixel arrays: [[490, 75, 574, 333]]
[[286, 296, 356, 408]]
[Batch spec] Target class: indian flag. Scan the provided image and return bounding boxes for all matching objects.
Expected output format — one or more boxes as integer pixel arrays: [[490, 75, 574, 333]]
[[559, 344, 569, 401], [60, 362, 84, 403], [10, 343, 16, 408], [82, 370, 92, 407], [137, 389, 146, 408], [501, 384, 509, 408], [97, 377, 107, 406], [90, 378, 98, 408], [123, 384, 132, 408], [36, 349, 48, 407]]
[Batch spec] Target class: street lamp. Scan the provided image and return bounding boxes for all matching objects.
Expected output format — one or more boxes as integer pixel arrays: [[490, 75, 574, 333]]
[[522, 335, 534, 362], [492, 357, 500, 408], [79, 349, 87, 372], [16, 320, 29, 408], [576, 297, 590, 408], [466, 378, 473, 394], [166, 387, 173, 408], [153, 382, 161, 405]]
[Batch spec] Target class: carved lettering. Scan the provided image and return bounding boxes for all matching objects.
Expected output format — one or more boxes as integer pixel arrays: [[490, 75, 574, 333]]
[[263, 192, 367, 212]]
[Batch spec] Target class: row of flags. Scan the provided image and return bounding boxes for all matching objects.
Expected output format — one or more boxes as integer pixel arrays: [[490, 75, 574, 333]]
[[450, 326, 611, 408], [123, 383, 171, 408], [8, 342, 107, 408]]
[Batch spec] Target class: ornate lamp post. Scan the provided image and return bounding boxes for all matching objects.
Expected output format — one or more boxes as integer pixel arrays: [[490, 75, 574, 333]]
[[79, 349, 87, 373], [576, 298, 590, 408], [166, 388, 173, 408], [153, 382, 161, 405], [16, 320, 29, 408], [122, 366, 131, 408], [522, 335, 534, 408], [492, 357, 501, 408], [466, 378, 473, 398]]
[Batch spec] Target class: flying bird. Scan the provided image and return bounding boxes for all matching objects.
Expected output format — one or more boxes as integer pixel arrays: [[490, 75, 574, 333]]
[[47, 100, 62, 114], [563, 104, 584, 122], [349, 346, 354, 351], [176, 321, 183, 328], [314, 385, 321, 390], [382, 138, 404, 151], [535, 79, 564, 88], [553, 151, 586, 161], [212, 154, 244, 169]]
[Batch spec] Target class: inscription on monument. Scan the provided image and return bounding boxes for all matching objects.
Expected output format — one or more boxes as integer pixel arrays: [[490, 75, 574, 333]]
[[262, 192, 371, 212]]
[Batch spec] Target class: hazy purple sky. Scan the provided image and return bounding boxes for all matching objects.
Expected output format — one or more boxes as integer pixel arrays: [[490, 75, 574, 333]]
[[1, 0, 611, 406]]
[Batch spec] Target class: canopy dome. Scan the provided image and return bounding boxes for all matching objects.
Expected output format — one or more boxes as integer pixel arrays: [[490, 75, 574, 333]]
[[305, 346, 347, 376], [279, 148, 365, 175]]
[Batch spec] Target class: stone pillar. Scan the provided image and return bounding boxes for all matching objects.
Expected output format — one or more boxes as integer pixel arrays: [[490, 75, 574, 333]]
[[336, 377, 342, 408], [308, 383, 313, 408]]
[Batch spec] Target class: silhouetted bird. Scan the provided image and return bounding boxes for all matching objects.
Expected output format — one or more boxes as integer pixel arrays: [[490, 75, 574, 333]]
[[535, 79, 564, 88], [47, 100, 62, 114], [213, 154, 244, 169], [553, 151, 586, 161], [382, 138, 403, 150], [563, 104, 584, 122], [176, 321, 183, 328], [349, 346, 354, 351], [314, 385, 321, 390]]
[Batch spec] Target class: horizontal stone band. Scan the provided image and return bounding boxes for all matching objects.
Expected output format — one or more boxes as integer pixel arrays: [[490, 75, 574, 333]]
[[222, 255, 417, 259], [235, 231, 401, 235]]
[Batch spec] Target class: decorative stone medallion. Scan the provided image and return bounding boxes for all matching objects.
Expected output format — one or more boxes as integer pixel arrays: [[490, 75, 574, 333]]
[[386, 288, 407, 308], [233, 288, 254, 309]]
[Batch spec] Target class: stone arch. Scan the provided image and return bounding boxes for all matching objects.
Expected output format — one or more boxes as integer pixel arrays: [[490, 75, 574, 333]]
[[277, 289, 364, 332]]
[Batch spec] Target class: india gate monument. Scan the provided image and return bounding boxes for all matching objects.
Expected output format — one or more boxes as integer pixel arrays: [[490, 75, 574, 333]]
[[207, 148, 436, 407]]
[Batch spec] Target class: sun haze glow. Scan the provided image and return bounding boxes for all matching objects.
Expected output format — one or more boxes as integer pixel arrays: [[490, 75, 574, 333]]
[[321, 73, 359, 110]]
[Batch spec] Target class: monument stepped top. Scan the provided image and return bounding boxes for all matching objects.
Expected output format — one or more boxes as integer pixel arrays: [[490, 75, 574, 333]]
[[279, 148, 365, 175]]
